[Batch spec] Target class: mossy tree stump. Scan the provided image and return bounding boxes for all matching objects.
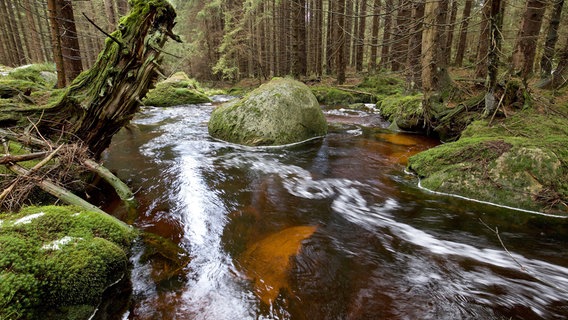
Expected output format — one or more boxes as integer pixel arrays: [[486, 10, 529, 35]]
[[1, 0, 181, 158]]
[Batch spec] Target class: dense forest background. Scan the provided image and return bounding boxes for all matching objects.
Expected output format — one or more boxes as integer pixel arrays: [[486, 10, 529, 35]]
[[1, 0, 568, 94]]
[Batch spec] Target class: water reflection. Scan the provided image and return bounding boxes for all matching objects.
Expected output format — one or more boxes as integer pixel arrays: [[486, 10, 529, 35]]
[[102, 102, 568, 319]]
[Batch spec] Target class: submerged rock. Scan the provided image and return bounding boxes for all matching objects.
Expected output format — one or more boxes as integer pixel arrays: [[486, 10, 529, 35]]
[[208, 77, 328, 146], [238, 225, 317, 304], [143, 71, 210, 107], [0, 205, 137, 319]]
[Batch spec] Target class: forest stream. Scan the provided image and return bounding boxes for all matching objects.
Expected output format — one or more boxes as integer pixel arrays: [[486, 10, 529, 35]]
[[100, 97, 568, 319]]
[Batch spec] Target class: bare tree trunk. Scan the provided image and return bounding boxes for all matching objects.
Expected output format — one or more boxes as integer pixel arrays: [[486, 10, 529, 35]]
[[336, 0, 347, 84], [445, 0, 459, 65], [292, 0, 307, 76], [380, 0, 393, 69], [105, 0, 118, 30], [52, 0, 83, 83], [23, 0, 43, 62], [510, 0, 547, 82], [116, 0, 129, 16], [475, 0, 491, 79], [391, 0, 411, 71], [326, 0, 335, 74], [356, 0, 368, 72], [421, 0, 437, 92], [1, 0, 25, 65], [369, 0, 381, 72], [540, 0, 564, 78], [485, 0, 504, 115], [315, 0, 324, 76], [47, 0, 66, 87], [454, 0, 473, 67], [407, 0, 424, 91]]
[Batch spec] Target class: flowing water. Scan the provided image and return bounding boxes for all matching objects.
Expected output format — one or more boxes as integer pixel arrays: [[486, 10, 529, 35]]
[[101, 97, 568, 320]]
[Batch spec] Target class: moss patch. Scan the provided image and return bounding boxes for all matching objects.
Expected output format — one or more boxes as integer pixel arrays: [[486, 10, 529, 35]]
[[143, 72, 211, 107], [0, 205, 137, 319], [409, 105, 568, 214], [310, 86, 374, 105], [377, 93, 425, 131]]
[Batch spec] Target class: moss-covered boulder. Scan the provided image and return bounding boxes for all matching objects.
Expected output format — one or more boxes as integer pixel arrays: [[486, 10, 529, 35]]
[[377, 93, 426, 131], [408, 106, 568, 214], [143, 71, 210, 107], [208, 77, 328, 146], [0, 206, 137, 319], [310, 86, 374, 105]]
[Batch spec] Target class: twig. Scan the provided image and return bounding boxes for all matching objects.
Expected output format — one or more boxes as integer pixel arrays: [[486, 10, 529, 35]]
[[0, 151, 49, 165], [82, 13, 124, 50], [479, 219, 568, 294]]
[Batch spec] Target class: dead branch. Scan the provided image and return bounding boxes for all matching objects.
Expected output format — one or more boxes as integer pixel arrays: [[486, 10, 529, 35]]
[[479, 219, 568, 294], [0, 151, 49, 165]]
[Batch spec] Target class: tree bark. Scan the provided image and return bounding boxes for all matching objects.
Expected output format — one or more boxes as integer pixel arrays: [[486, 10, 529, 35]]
[[407, 0, 424, 91], [47, 0, 67, 87], [292, 0, 307, 76], [369, 0, 381, 72], [454, 0, 473, 67], [540, 0, 564, 78], [444, 0, 459, 65], [475, 0, 492, 79], [335, 0, 347, 84], [510, 0, 547, 82], [23, 0, 43, 62], [105, 0, 118, 31], [391, 0, 411, 72], [57, 0, 83, 83], [356, 0, 367, 72], [380, 0, 393, 69], [485, 0, 504, 116]]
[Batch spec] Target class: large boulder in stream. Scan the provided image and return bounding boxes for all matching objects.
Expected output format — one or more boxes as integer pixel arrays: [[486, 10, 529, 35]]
[[143, 72, 211, 107], [208, 77, 328, 146], [0, 206, 137, 319]]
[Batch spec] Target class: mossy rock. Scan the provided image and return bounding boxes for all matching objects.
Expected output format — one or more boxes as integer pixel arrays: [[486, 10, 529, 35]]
[[0, 206, 137, 319], [6, 64, 57, 88], [143, 71, 211, 107], [409, 106, 568, 214], [377, 93, 425, 131], [208, 77, 328, 146]]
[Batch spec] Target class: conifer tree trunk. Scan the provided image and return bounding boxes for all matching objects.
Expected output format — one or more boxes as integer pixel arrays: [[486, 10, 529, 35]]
[[335, 0, 347, 84], [1, 0, 24, 65], [540, 0, 564, 78], [356, 0, 367, 72], [369, 0, 381, 72], [23, 0, 43, 62], [511, 0, 547, 82], [105, 0, 118, 30], [47, 0, 67, 87], [391, 0, 411, 71], [380, 0, 393, 69], [315, 0, 323, 76], [475, 1, 491, 79], [326, 0, 335, 74], [407, 0, 424, 91], [445, 0, 459, 65], [292, 0, 307, 76], [454, 0, 473, 67], [485, 0, 504, 115]]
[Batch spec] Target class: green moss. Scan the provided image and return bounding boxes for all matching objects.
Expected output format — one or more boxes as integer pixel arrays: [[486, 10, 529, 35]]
[[377, 93, 425, 131], [357, 75, 405, 97], [409, 104, 568, 213], [310, 86, 375, 105], [5, 64, 56, 88], [0, 206, 137, 319], [143, 72, 211, 107]]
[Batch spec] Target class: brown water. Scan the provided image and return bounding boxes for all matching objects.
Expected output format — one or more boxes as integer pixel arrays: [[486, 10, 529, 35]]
[[101, 98, 568, 320]]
